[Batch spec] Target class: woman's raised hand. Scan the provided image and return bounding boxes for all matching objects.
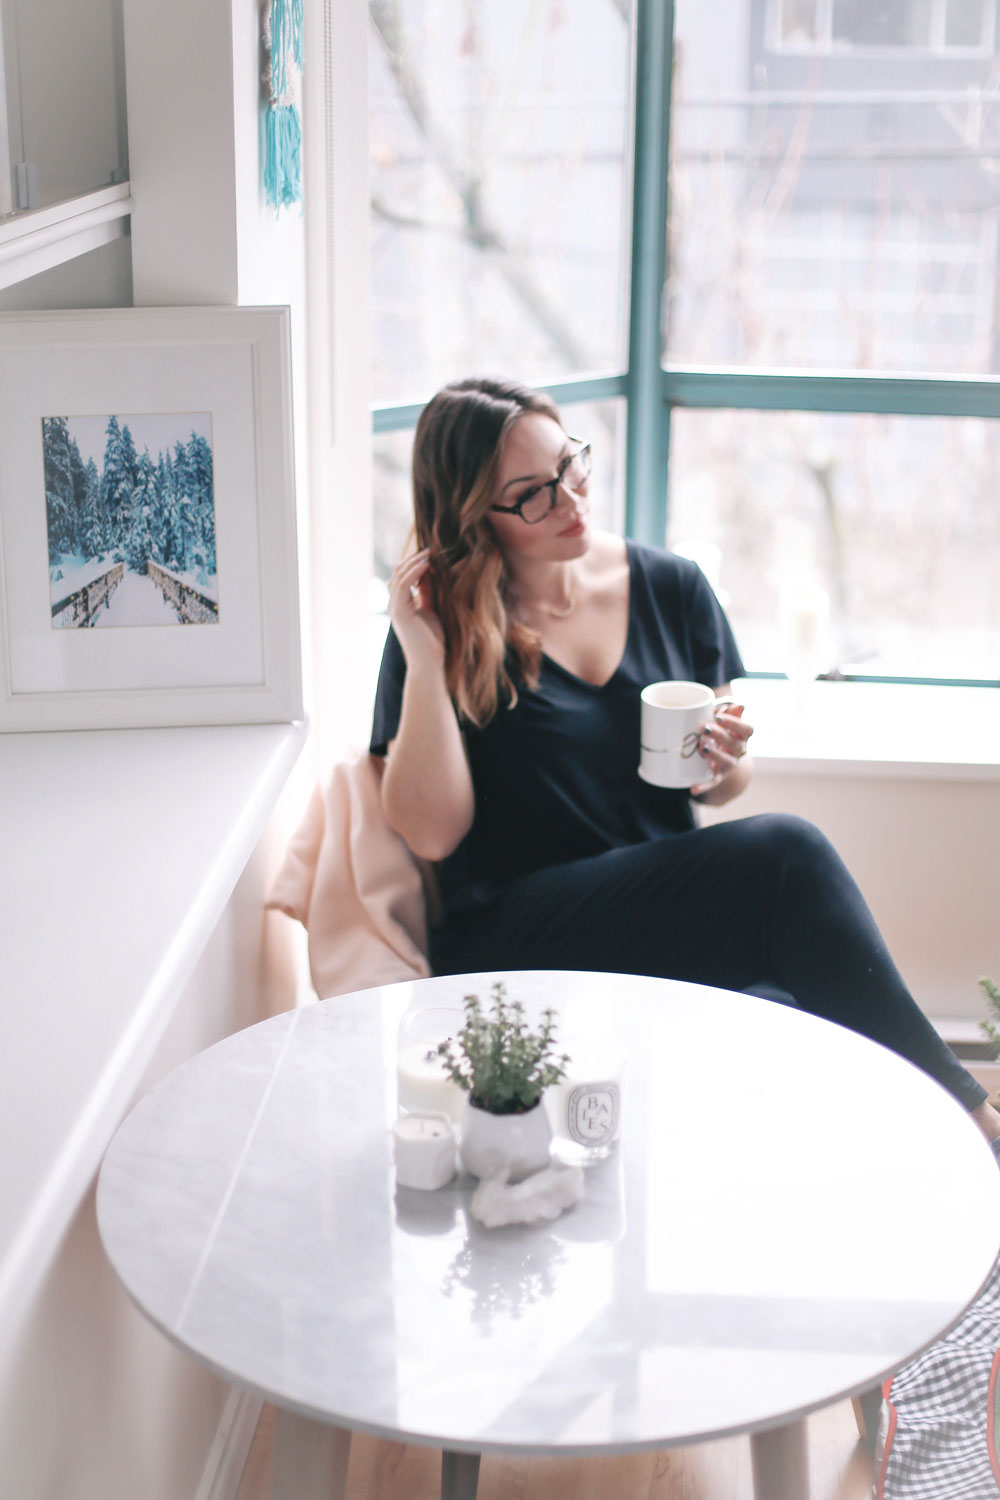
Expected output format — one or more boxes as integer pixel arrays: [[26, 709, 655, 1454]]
[[388, 549, 446, 669]]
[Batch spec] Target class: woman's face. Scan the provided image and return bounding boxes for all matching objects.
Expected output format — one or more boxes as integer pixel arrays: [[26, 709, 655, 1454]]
[[485, 413, 591, 562]]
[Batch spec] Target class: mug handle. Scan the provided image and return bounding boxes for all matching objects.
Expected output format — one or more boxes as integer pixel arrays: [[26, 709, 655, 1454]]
[[696, 696, 739, 756], [710, 694, 738, 718]]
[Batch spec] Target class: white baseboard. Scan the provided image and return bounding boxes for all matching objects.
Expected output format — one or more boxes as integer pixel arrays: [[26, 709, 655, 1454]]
[[194, 1387, 264, 1500]]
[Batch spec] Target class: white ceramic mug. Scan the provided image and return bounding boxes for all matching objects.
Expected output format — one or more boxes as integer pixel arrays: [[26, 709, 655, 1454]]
[[638, 680, 735, 789]]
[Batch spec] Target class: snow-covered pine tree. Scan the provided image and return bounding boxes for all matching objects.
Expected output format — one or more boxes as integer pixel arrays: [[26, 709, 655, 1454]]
[[99, 416, 138, 560], [125, 451, 156, 573], [186, 430, 216, 579], [80, 458, 103, 559], [43, 417, 76, 565], [149, 453, 168, 566], [157, 450, 183, 569], [69, 440, 90, 557], [172, 439, 197, 573]]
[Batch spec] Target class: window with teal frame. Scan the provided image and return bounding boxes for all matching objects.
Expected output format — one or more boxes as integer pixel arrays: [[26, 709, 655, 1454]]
[[369, 0, 1000, 687]]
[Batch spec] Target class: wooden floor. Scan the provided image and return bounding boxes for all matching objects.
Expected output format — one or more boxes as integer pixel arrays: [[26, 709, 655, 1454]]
[[236, 1401, 875, 1500]]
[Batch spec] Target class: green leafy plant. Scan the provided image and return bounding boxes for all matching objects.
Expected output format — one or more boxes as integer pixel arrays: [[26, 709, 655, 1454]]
[[980, 976, 1000, 1059], [437, 981, 569, 1115]]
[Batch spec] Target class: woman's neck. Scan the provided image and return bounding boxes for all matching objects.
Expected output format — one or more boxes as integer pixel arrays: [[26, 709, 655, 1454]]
[[507, 558, 579, 619]]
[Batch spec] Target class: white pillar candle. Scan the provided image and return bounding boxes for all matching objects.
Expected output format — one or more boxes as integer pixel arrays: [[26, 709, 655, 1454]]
[[396, 1040, 465, 1123], [392, 1112, 458, 1191], [779, 579, 831, 683]]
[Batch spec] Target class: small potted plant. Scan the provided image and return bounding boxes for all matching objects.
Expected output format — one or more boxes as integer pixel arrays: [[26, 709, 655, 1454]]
[[978, 977, 1000, 1102], [979, 977, 1000, 1057], [437, 981, 569, 1181]]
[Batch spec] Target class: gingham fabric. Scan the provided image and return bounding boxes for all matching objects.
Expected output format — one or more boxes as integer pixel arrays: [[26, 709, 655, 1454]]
[[876, 1253, 1000, 1499]]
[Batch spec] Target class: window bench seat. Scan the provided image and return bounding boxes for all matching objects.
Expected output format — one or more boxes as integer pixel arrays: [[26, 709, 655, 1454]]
[[0, 719, 306, 1492]]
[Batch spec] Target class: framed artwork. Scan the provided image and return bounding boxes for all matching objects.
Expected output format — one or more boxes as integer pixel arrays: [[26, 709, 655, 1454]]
[[0, 305, 302, 730]]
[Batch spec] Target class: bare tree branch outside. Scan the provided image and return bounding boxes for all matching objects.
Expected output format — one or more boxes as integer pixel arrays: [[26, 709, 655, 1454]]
[[369, 0, 1000, 680]]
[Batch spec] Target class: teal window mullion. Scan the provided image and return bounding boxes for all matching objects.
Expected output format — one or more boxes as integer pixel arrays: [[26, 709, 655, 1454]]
[[662, 366, 1000, 419], [624, 0, 674, 547], [372, 374, 630, 436]]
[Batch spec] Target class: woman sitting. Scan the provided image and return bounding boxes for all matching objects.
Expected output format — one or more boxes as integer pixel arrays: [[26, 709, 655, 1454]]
[[370, 375, 1000, 1149]]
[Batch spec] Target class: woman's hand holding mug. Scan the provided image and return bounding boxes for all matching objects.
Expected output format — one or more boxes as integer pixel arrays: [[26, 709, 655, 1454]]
[[689, 702, 753, 796], [639, 681, 753, 794]]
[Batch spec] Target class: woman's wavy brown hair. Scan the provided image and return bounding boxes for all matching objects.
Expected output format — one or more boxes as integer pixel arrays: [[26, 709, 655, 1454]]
[[411, 375, 562, 728]]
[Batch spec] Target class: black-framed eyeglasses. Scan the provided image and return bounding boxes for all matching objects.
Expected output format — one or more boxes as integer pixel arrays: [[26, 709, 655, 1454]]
[[489, 439, 592, 524]]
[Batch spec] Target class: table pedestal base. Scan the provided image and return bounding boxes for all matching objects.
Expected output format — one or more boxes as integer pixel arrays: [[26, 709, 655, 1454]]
[[750, 1419, 810, 1500], [270, 1410, 351, 1500], [442, 1449, 482, 1499]]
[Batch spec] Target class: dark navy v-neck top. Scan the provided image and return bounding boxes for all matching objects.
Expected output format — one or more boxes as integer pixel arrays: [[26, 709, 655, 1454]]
[[370, 541, 745, 919]]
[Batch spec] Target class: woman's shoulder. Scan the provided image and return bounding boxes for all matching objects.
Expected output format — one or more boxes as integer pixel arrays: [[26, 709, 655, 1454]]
[[622, 536, 700, 582], [607, 536, 705, 610], [586, 531, 705, 597]]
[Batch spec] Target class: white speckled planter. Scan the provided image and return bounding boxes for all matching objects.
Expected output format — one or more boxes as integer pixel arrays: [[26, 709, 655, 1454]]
[[459, 1098, 552, 1182]]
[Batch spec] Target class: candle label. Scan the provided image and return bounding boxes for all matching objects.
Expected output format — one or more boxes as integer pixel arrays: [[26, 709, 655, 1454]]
[[567, 1082, 620, 1146]]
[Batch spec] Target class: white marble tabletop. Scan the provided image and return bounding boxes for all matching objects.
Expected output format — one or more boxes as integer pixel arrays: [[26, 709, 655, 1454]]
[[97, 970, 1000, 1463]]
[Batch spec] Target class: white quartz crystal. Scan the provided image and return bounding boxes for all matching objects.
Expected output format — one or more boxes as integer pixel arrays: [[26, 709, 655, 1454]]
[[470, 1164, 585, 1228]]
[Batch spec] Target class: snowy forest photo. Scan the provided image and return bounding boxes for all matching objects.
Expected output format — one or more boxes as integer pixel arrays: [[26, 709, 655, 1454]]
[[44, 412, 218, 629]]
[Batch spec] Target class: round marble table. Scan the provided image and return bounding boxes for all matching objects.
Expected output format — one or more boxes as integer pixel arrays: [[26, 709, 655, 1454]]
[[97, 971, 1000, 1500]]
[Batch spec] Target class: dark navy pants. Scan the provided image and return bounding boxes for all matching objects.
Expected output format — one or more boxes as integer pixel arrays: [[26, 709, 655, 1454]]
[[429, 813, 986, 1113]]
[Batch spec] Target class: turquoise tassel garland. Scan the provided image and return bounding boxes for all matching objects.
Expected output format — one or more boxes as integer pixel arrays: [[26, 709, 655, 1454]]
[[263, 104, 302, 210], [262, 0, 304, 212], [270, 0, 304, 95]]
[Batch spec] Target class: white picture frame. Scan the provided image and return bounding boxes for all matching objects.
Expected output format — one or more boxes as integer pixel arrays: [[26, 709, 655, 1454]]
[[0, 305, 302, 730]]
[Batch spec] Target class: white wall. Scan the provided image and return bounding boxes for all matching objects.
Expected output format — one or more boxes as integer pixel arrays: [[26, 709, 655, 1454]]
[[300, 0, 375, 759], [2, 0, 123, 208], [0, 5, 316, 1498], [0, 236, 132, 309], [0, 833, 301, 1500]]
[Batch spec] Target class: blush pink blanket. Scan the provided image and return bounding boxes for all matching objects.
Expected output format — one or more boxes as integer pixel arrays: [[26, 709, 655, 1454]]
[[267, 752, 434, 999]]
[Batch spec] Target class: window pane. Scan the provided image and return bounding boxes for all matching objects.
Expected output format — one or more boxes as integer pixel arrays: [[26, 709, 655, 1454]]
[[666, 409, 1000, 680], [668, 0, 1000, 372], [779, 0, 821, 44], [373, 399, 627, 595], [369, 0, 632, 405], [831, 0, 932, 48], [946, 0, 989, 48]]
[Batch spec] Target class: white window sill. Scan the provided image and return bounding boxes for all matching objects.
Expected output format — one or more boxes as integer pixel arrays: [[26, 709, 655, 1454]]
[[736, 679, 1000, 781], [0, 720, 306, 1367], [370, 612, 999, 780]]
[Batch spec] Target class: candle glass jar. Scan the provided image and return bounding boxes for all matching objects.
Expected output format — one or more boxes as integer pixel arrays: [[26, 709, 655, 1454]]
[[396, 1006, 466, 1124]]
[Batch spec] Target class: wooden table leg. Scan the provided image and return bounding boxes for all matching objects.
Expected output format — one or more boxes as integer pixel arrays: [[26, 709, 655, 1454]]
[[441, 1449, 481, 1500], [852, 1384, 883, 1454], [750, 1419, 810, 1500], [270, 1409, 352, 1500]]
